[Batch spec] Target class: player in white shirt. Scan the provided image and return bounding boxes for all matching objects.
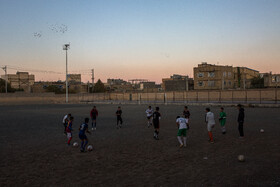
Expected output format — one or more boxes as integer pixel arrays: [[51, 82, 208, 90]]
[[176, 116, 189, 148], [145, 106, 153, 127], [205, 108, 215, 143]]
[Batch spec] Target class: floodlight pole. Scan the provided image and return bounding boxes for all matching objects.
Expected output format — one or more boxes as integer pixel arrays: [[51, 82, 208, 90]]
[[63, 44, 70, 103]]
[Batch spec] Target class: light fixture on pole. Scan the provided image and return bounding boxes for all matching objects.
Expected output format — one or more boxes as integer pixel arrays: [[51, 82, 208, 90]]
[[63, 43, 70, 103]]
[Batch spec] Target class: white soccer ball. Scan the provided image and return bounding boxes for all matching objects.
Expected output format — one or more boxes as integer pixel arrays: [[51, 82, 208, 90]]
[[73, 142, 78, 147], [87, 145, 93, 151], [260, 129, 264, 133], [238, 155, 245, 162]]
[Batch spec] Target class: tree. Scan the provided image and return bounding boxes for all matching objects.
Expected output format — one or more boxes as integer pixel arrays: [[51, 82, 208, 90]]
[[93, 79, 106, 93], [250, 76, 264, 88], [0, 78, 16, 93]]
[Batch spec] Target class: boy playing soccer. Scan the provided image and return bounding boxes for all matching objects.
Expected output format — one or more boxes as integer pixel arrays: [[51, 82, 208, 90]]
[[145, 106, 153, 127], [79, 118, 91, 152], [152, 107, 161, 140], [219, 107, 227, 134], [66, 116, 74, 145], [176, 116, 188, 148], [237, 104, 245, 138], [90, 106, 99, 131], [62, 113, 71, 135], [183, 106, 190, 129], [205, 108, 215, 143], [116, 106, 123, 129]]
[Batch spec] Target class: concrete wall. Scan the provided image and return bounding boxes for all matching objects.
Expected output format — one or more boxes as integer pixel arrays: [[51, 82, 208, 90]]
[[0, 89, 280, 104]]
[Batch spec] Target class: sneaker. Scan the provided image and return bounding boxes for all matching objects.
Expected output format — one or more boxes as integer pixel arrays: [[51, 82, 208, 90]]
[[94, 128, 96, 130], [210, 141, 214, 144], [92, 128, 94, 131], [222, 132, 226, 134], [180, 144, 184, 148]]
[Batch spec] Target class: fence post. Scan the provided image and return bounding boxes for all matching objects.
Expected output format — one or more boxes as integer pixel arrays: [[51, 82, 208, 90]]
[[164, 93, 167, 105]]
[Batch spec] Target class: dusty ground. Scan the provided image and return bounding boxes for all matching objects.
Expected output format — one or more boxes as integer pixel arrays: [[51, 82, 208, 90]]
[[0, 104, 279, 186]]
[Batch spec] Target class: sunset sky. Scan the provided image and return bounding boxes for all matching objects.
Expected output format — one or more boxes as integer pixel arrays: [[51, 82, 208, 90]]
[[0, 0, 280, 83]]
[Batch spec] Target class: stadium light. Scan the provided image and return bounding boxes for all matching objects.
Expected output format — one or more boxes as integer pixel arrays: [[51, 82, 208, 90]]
[[63, 43, 70, 103]]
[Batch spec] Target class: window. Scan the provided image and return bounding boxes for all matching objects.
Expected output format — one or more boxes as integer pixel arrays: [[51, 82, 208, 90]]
[[224, 81, 226, 85], [208, 72, 215, 77], [198, 72, 204, 78], [198, 81, 203, 86], [208, 81, 215, 87], [228, 72, 232, 77], [223, 72, 227, 77], [228, 81, 232, 86], [272, 76, 276, 82]]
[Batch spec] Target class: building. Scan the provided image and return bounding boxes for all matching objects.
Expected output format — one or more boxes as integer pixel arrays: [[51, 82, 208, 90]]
[[233, 67, 259, 89], [68, 74, 81, 84], [193, 62, 259, 90], [162, 74, 194, 91], [105, 79, 134, 92], [1, 72, 35, 92], [263, 72, 280, 87], [194, 63, 234, 90], [139, 81, 161, 92]]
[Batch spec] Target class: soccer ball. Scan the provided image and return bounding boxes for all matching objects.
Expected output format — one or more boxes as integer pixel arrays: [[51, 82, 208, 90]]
[[73, 142, 78, 147], [260, 129, 264, 133], [238, 155, 245, 162], [87, 145, 93, 151]]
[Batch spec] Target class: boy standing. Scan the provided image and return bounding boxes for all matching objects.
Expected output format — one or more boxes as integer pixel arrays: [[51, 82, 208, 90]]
[[237, 104, 245, 138], [145, 106, 153, 127], [116, 106, 123, 129], [66, 116, 74, 145], [176, 116, 188, 148], [183, 106, 190, 129], [62, 113, 71, 135], [205, 108, 215, 143], [90, 106, 99, 131], [79, 118, 91, 152], [219, 107, 227, 134], [152, 107, 161, 140]]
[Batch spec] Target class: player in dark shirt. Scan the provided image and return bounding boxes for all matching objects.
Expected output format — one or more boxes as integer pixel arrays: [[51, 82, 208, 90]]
[[237, 104, 245, 138], [90, 106, 99, 131], [79, 118, 91, 152], [152, 107, 161, 140], [183, 106, 190, 129], [116, 106, 123, 129], [183, 106, 190, 119]]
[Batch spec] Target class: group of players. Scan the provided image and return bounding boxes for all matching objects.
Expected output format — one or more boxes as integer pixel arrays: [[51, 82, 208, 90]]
[[62, 104, 245, 151]]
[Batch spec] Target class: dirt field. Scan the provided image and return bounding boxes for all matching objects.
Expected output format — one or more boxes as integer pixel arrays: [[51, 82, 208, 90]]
[[0, 104, 279, 186]]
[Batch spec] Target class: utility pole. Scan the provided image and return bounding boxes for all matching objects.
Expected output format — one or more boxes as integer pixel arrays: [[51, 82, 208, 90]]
[[63, 43, 70, 103], [91, 69, 94, 92], [2, 66, 7, 93], [185, 76, 189, 91], [243, 70, 246, 90], [222, 72, 224, 90]]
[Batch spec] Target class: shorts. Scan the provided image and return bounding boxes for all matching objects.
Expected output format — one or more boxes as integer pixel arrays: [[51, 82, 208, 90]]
[[67, 132, 72, 139], [91, 116, 97, 120], [207, 123, 215, 131], [177, 128, 187, 136], [153, 121, 159, 129], [147, 116, 152, 120], [79, 134, 87, 140]]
